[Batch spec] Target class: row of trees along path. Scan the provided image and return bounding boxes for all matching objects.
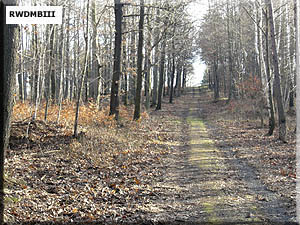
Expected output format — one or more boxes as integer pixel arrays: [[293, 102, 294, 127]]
[[0, 0, 300, 224]]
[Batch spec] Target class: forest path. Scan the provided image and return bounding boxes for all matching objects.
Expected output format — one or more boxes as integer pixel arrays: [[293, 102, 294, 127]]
[[147, 89, 296, 224]]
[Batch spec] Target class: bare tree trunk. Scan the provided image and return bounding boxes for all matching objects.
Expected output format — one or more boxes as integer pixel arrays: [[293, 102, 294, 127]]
[[133, 0, 145, 120], [33, 49, 42, 120], [74, 0, 90, 136], [144, 56, 151, 109], [263, 6, 276, 135], [213, 56, 219, 101], [90, 0, 98, 100], [292, 0, 298, 111], [176, 64, 182, 97], [144, 7, 151, 110], [31, 8, 39, 105], [121, 11, 128, 106], [156, 38, 166, 110], [295, 0, 300, 221], [18, 27, 24, 102], [64, 2, 71, 100], [182, 67, 186, 93], [57, 9, 65, 123], [151, 9, 160, 107], [0, 0, 18, 222], [44, 24, 55, 121], [284, 1, 294, 110], [144, 45, 151, 109], [169, 54, 175, 103], [129, 15, 136, 104], [109, 0, 123, 120], [266, 0, 286, 142], [227, 0, 234, 102]]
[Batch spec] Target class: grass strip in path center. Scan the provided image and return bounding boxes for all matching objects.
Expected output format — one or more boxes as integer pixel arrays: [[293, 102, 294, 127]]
[[187, 111, 262, 224]]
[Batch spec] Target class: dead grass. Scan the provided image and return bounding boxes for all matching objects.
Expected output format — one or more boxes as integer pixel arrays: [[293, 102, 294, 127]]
[[5, 100, 182, 223]]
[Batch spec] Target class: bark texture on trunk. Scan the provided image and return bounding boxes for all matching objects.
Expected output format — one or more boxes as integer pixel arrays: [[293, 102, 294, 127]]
[[109, 0, 123, 120], [0, 0, 18, 222], [133, 0, 145, 120], [266, 0, 286, 142]]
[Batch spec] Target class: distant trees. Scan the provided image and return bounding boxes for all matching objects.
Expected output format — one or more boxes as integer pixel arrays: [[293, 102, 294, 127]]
[[198, 0, 297, 141], [0, 0, 18, 222], [9, 0, 297, 142], [0, 0, 199, 221], [12, 0, 196, 132]]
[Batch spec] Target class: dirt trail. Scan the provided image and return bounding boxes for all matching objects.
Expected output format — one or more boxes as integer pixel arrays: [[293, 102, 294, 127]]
[[146, 90, 296, 225]]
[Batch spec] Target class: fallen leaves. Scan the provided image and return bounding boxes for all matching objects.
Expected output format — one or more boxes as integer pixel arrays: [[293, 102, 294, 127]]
[[198, 91, 296, 214], [5, 102, 181, 224], [6, 90, 296, 223]]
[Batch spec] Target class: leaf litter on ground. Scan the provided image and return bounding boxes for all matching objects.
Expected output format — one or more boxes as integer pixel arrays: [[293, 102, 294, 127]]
[[5, 102, 182, 224], [4, 91, 297, 224]]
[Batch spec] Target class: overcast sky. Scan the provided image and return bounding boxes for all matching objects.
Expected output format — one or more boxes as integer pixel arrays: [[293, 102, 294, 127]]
[[187, 0, 208, 86]]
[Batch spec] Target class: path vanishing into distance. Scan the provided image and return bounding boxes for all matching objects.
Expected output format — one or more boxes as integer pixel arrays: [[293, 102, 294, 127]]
[[145, 89, 297, 225], [4, 88, 297, 224]]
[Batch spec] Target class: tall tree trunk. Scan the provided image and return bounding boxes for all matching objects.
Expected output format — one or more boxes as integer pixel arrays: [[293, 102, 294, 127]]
[[227, 0, 234, 102], [31, 24, 39, 105], [213, 56, 219, 101], [293, 0, 298, 112], [64, 2, 71, 100], [18, 27, 24, 102], [121, 13, 128, 106], [156, 39, 166, 110], [144, 7, 151, 110], [133, 0, 145, 120], [169, 56, 175, 103], [295, 0, 300, 221], [44, 25, 55, 121], [264, 11, 276, 136], [166, 57, 171, 96], [176, 63, 182, 97], [145, 55, 151, 109], [208, 67, 212, 90], [57, 9, 65, 123], [289, 0, 297, 109], [90, 0, 98, 100], [284, 1, 294, 110], [109, 0, 123, 120], [33, 49, 42, 120], [0, 0, 18, 222], [122, 41, 128, 106], [74, 0, 90, 136], [182, 67, 186, 93], [265, 0, 286, 142], [151, 9, 160, 107], [129, 15, 136, 104], [255, 0, 263, 126]]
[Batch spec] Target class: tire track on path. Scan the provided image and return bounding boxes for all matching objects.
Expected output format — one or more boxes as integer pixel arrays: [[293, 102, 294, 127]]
[[147, 89, 296, 225]]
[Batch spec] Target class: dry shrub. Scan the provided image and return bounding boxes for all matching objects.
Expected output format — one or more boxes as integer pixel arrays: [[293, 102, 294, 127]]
[[13, 101, 143, 126], [225, 76, 268, 121]]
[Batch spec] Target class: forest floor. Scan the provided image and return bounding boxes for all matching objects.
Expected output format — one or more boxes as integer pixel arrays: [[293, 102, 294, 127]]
[[4, 88, 297, 224]]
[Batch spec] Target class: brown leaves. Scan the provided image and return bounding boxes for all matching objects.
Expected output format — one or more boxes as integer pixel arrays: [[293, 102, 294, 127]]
[[198, 90, 296, 208], [6, 101, 179, 223], [134, 178, 140, 185]]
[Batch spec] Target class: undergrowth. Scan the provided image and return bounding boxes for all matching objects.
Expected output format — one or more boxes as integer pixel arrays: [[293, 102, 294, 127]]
[[5, 99, 180, 223], [12, 100, 149, 129]]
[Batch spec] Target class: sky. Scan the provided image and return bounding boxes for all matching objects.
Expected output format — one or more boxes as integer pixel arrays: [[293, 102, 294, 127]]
[[187, 0, 209, 86]]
